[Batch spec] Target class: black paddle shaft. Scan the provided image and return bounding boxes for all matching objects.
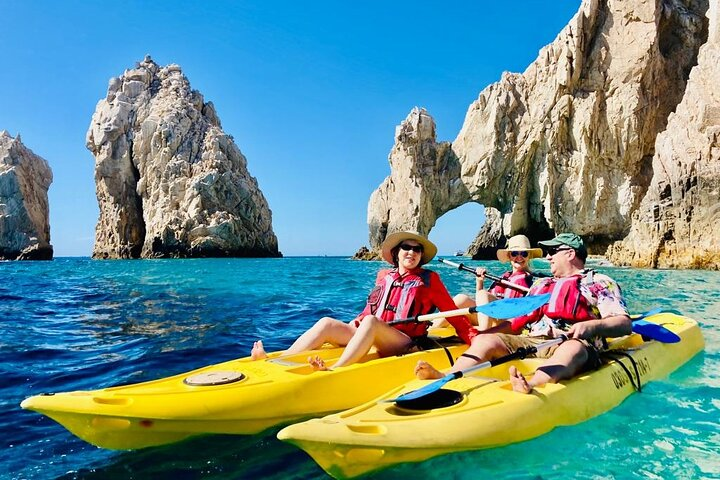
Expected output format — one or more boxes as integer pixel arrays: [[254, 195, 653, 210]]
[[454, 346, 534, 380], [456, 335, 568, 380], [441, 259, 529, 294]]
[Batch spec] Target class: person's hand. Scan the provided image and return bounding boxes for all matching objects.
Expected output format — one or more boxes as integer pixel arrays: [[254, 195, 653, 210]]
[[475, 267, 486, 289], [566, 320, 597, 339]]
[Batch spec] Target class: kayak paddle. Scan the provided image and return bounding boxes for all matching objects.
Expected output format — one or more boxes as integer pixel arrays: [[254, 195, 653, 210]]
[[630, 308, 681, 343], [440, 258, 680, 343], [387, 335, 568, 403], [438, 258, 530, 293], [388, 293, 551, 325]]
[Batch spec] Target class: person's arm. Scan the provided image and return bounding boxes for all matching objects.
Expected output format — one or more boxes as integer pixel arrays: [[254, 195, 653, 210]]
[[507, 277, 547, 332], [509, 308, 542, 333], [429, 272, 478, 344], [474, 268, 484, 300], [567, 314, 632, 339]]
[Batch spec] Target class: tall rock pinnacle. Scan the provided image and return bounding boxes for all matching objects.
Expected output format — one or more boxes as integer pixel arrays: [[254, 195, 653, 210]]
[[87, 55, 280, 259], [0, 131, 53, 260]]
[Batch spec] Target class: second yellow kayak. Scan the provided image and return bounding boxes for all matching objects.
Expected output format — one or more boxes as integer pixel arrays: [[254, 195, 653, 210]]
[[278, 312, 704, 478]]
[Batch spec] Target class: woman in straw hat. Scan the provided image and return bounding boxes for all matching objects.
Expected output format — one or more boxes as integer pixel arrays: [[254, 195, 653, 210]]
[[250, 231, 478, 370], [439, 234, 542, 331]]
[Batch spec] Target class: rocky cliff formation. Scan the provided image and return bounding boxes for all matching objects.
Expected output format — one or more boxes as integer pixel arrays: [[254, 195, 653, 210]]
[[366, 0, 709, 260], [608, 1, 720, 269], [87, 56, 280, 259], [367, 107, 466, 248], [0, 131, 53, 260]]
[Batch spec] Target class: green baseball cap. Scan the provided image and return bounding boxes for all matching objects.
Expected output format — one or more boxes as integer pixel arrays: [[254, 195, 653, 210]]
[[538, 233, 587, 259]]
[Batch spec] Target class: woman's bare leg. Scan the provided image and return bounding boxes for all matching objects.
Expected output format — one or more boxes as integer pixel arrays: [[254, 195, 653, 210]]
[[251, 317, 356, 360], [329, 315, 413, 369], [286, 317, 357, 353], [431, 293, 477, 328], [475, 291, 499, 330]]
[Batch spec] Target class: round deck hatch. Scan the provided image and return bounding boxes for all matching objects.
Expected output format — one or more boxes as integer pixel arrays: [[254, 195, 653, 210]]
[[183, 371, 245, 386]]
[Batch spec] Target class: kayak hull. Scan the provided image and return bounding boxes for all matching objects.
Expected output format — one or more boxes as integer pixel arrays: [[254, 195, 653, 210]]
[[21, 329, 465, 450], [277, 312, 704, 478]]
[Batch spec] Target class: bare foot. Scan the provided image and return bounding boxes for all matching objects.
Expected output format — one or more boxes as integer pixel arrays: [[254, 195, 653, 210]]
[[251, 340, 267, 360], [414, 360, 444, 380], [308, 355, 330, 371], [509, 366, 533, 394]]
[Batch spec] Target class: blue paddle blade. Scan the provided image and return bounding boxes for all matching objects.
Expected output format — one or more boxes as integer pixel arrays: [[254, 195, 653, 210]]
[[388, 376, 455, 403], [474, 293, 550, 319], [632, 319, 681, 343]]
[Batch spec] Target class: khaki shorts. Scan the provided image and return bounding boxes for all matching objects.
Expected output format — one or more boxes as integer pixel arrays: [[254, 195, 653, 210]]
[[494, 333, 602, 370]]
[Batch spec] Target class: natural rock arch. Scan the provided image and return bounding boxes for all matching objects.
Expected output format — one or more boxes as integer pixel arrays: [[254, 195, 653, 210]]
[[366, 0, 709, 260]]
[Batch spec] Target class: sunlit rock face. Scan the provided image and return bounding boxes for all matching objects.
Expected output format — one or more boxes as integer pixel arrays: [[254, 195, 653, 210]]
[[367, 107, 467, 249], [608, 1, 720, 270], [0, 131, 53, 260], [87, 55, 280, 259], [366, 0, 709, 260]]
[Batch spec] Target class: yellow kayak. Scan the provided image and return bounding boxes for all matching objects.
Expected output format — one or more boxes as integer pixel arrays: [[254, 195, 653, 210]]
[[20, 328, 465, 450], [278, 312, 704, 478]]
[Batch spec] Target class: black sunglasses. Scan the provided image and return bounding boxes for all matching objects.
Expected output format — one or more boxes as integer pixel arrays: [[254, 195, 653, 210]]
[[545, 246, 574, 256], [509, 251, 529, 258], [399, 243, 424, 253]]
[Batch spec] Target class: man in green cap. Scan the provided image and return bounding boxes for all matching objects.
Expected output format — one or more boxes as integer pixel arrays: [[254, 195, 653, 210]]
[[416, 232, 632, 394]]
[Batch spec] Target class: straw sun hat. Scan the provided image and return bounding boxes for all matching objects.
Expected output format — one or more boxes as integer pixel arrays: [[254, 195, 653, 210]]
[[496, 234, 543, 262], [380, 231, 437, 266]]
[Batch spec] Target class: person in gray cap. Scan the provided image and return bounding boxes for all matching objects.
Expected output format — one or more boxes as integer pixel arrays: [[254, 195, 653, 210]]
[[416, 232, 631, 394]]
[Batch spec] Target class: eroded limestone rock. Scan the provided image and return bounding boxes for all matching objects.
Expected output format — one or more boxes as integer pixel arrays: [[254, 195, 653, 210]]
[[366, 0, 708, 259], [0, 131, 53, 260], [87, 56, 280, 258], [607, 1, 720, 270], [367, 107, 468, 247]]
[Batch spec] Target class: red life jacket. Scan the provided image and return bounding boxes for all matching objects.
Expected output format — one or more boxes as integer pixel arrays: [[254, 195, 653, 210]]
[[360, 269, 433, 322], [511, 273, 597, 331], [489, 271, 534, 299]]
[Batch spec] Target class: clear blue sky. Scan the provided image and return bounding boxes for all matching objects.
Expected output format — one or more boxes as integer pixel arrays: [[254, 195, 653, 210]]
[[1, 1, 581, 257]]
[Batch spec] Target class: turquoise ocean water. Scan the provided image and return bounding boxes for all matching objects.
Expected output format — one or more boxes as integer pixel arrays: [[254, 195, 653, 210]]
[[2, 257, 719, 479]]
